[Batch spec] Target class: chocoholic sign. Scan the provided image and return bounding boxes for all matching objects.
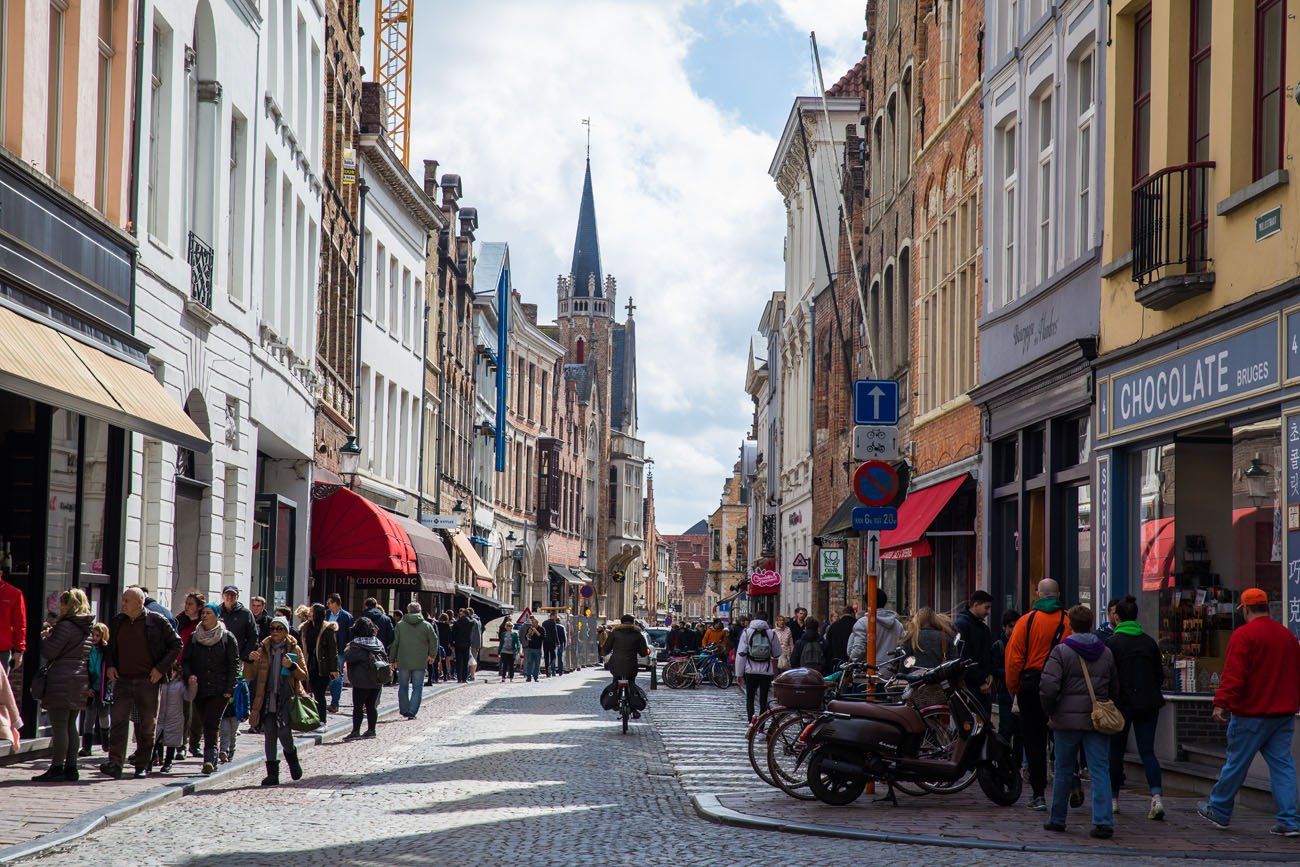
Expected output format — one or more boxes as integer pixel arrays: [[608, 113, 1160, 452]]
[[1101, 317, 1279, 436]]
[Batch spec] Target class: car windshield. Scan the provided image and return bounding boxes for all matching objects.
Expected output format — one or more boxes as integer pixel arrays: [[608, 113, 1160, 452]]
[[645, 629, 668, 647]]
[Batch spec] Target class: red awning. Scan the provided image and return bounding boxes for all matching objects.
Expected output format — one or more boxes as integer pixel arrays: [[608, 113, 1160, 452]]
[[311, 487, 417, 575], [879, 474, 968, 559]]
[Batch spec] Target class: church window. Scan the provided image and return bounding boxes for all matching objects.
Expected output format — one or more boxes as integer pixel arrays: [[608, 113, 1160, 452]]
[[576, 337, 585, 363]]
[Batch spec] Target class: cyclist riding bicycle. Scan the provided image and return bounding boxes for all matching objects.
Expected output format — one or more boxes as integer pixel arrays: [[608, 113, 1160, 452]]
[[602, 615, 650, 718]]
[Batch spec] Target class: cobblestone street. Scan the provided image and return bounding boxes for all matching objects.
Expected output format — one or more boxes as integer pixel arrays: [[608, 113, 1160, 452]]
[[8, 669, 1277, 866]]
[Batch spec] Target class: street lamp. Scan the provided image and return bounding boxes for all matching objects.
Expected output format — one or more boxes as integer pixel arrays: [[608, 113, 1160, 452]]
[[339, 435, 362, 479], [1244, 455, 1274, 507], [453, 498, 468, 513]]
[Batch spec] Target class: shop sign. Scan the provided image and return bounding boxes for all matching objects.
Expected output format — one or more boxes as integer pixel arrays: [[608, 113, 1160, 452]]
[[1105, 317, 1278, 434], [353, 574, 420, 588], [342, 147, 357, 185], [420, 514, 460, 530], [1096, 454, 1110, 605], [818, 548, 844, 583], [1286, 415, 1300, 637], [1256, 206, 1282, 242]]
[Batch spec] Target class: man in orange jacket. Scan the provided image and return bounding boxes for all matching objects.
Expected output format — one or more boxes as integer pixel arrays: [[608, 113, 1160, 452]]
[[1006, 577, 1072, 811]]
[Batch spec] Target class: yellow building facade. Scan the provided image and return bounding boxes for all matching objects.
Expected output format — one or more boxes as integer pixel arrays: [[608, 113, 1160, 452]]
[[1094, 0, 1300, 783]]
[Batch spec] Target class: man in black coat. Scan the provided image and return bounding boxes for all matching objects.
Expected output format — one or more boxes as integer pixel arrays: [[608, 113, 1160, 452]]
[[218, 585, 261, 666], [1105, 595, 1167, 818], [954, 590, 995, 712], [362, 598, 395, 647], [824, 606, 857, 670], [249, 596, 273, 640], [542, 614, 560, 677], [451, 610, 475, 683]]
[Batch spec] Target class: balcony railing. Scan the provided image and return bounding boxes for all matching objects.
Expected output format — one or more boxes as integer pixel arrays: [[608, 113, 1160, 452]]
[[1131, 162, 1215, 309], [187, 230, 215, 308]]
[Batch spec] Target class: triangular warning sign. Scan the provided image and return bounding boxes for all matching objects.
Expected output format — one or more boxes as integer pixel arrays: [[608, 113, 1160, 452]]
[[792, 553, 809, 568], [515, 607, 533, 625]]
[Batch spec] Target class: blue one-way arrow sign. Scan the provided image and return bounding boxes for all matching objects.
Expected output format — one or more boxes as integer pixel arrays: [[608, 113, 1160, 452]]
[[854, 379, 900, 426], [852, 507, 898, 531]]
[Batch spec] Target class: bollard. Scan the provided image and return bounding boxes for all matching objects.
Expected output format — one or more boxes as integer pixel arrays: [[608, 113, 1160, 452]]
[[650, 662, 658, 690]]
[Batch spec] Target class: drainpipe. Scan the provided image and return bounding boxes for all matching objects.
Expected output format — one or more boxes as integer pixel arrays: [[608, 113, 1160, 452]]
[[352, 178, 369, 437], [416, 298, 430, 523]]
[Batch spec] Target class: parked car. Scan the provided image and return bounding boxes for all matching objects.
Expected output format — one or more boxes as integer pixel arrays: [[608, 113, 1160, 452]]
[[645, 627, 670, 663]]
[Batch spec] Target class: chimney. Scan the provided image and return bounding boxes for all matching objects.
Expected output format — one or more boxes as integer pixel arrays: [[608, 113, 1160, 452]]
[[360, 82, 388, 136], [422, 160, 440, 197], [522, 303, 538, 325]]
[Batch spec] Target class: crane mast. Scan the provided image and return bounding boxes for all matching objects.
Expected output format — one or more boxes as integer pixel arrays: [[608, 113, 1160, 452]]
[[373, 0, 413, 164]]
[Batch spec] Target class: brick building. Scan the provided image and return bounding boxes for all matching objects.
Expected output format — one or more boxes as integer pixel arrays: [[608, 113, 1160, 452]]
[[902, 0, 985, 614], [668, 523, 712, 621], [709, 459, 750, 621], [313, 0, 362, 475]]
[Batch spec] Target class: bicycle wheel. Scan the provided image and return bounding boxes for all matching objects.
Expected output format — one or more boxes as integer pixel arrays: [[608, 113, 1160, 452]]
[[767, 711, 818, 800], [621, 702, 630, 734], [709, 663, 733, 689], [747, 710, 779, 788], [916, 707, 976, 794], [663, 659, 694, 689]]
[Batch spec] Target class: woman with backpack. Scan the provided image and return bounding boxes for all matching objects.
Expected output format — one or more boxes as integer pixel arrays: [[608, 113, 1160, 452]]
[[790, 618, 826, 672], [736, 618, 782, 721], [343, 616, 389, 739]]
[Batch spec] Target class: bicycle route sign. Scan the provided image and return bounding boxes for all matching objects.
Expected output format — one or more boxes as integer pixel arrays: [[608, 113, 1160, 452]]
[[854, 460, 900, 507]]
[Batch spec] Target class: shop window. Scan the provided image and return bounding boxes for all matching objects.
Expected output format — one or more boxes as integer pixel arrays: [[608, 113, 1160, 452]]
[[79, 420, 109, 579], [994, 437, 1018, 487], [1062, 483, 1093, 607], [993, 497, 1019, 609], [1058, 414, 1091, 468], [45, 409, 78, 603], [1024, 425, 1046, 478]]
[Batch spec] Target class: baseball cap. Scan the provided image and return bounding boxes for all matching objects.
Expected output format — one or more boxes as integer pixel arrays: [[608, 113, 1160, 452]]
[[221, 584, 240, 596], [1238, 588, 1269, 608]]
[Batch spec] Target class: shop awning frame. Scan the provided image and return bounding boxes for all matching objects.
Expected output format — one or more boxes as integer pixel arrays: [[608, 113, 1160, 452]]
[[310, 487, 417, 575], [817, 493, 859, 538], [0, 303, 209, 451], [447, 529, 493, 583], [549, 564, 584, 587], [455, 584, 513, 615], [390, 514, 456, 594], [879, 474, 970, 559]]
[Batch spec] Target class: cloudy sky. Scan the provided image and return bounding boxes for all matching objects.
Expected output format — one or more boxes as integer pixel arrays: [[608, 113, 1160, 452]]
[[394, 0, 865, 533]]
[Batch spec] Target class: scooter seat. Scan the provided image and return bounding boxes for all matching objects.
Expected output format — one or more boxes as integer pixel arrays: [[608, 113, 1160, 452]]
[[827, 699, 926, 734]]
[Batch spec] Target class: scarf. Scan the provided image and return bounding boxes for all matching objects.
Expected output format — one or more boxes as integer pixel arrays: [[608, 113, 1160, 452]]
[[1114, 620, 1144, 636], [1031, 596, 1063, 613], [193, 619, 228, 647]]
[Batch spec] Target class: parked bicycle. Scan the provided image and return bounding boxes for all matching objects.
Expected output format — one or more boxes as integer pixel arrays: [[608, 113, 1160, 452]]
[[662, 643, 733, 689]]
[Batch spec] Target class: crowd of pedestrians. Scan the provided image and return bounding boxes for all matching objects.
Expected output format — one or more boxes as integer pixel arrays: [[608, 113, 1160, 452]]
[[0, 581, 500, 788]]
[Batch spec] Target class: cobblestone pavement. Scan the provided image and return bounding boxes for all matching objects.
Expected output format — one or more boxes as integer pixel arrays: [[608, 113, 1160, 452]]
[[19, 670, 1278, 866]]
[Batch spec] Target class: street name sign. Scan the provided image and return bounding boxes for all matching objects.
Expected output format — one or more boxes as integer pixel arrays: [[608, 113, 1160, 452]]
[[854, 379, 900, 426], [420, 515, 460, 530], [852, 425, 899, 461], [852, 507, 898, 531], [854, 460, 901, 507]]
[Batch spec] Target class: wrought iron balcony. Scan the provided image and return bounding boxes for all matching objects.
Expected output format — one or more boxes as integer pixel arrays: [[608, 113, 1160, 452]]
[[187, 230, 215, 308], [1131, 162, 1215, 310]]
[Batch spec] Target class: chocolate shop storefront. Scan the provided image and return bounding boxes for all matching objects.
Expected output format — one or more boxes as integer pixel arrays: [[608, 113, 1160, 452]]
[[1094, 296, 1300, 784]]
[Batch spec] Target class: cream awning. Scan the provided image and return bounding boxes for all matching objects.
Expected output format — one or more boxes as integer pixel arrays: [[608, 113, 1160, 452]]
[[0, 304, 209, 451], [447, 529, 493, 583]]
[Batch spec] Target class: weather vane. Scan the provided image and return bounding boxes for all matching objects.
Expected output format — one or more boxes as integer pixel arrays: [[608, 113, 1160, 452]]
[[581, 117, 591, 158]]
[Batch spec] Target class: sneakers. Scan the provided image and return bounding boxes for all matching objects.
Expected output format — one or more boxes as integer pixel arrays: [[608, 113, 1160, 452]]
[[1069, 781, 1084, 808], [1090, 825, 1114, 839], [1028, 796, 1047, 811], [1271, 825, 1300, 837], [328, 704, 339, 713], [99, 762, 122, 779], [201, 762, 215, 775], [159, 761, 173, 774], [1148, 794, 1165, 821], [1197, 802, 1229, 829], [132, 767, 148, 779], [217, 751, 230, 764], [343, 731, 362, 741]]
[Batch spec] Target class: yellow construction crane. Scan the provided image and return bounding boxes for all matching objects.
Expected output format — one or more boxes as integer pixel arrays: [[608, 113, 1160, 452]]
[[373, 0, 413, 165]]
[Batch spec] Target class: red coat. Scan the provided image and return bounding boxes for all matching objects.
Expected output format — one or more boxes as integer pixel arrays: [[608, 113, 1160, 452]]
[[0, 578, 25, 653], [1214, 615, 1300, 717]]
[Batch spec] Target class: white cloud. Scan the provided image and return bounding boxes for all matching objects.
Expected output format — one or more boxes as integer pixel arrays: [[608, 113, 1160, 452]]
[[400, 0, 787, 532], [768, 0, 866, 82]]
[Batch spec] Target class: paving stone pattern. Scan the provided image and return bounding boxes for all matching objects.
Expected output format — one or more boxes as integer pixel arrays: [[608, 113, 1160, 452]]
[[14, 670, 1275, 866]]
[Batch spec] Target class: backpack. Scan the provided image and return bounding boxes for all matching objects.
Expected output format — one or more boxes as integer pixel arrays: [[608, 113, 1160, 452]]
[[748, 628, 773, 663], [800, 638, 826, 672], [232, 679, 250, 722]]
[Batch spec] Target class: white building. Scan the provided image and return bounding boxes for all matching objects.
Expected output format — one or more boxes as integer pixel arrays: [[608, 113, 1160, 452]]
[[769, 97, 855, 616], [125, 0, 323, 610], [471, 243, 508, 574], [352, 125, 442, 516]]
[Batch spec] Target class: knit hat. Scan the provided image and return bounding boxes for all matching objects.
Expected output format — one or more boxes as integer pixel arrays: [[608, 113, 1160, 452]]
[[204, 602, 222, 619], [271, 616, 291, 632]]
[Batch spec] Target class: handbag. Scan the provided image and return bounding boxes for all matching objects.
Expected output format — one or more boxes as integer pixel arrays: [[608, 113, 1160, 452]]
[[1079, 654, 1125, 735], [31, 621, 90, 701], [288, 693, 322, 732], [373, 651, 393, 686]]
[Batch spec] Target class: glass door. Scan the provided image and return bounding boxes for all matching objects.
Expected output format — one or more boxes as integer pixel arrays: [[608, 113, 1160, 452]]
[[253, 494, 296, 609]]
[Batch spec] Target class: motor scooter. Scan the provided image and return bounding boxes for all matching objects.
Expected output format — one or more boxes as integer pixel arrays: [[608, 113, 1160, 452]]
[[795, 654, 1022, 807]]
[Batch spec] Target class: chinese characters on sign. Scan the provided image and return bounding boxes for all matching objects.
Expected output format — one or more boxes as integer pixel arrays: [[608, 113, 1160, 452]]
[[1287, 415, 1300, 637]]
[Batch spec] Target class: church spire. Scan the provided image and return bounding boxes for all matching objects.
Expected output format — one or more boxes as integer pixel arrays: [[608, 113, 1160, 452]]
[[570, 157, 603, 298]]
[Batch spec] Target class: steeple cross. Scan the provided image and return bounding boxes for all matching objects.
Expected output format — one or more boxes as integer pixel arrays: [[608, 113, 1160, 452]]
[[626, 297, 636, 318], [581, 117, 591, 159]]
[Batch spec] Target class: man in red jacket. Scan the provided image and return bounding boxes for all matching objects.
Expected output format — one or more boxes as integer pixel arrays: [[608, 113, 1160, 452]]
[[1198, 588, 1300, 836], [0, 571, 25, 674]]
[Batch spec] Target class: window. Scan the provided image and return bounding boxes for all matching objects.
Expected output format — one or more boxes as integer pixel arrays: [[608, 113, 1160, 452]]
[[1189, 0, 1212, 163], [940, 0, 961, 115], [227, 113, 247, 302], [1254, 0, 1285, 179], [47, 1, 67, 180], [575, 337, 585, 363], [374, 243, 386, 324], [900, 72, 913, 181], [1074, 52, 1095, 256], [388, 254, 399, 334], [147, 21, 170, 239], [1035, 91, 1054, 283], [918, 178, 978, 414], [1133, 10, 1152, 182], [1000, 123, 1018, 305], [885, 94, 897, 193], [95, 0, 116, 211]]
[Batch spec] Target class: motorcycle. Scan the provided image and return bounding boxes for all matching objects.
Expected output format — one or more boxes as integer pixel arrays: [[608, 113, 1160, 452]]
[[795, 654, 1022, 807]]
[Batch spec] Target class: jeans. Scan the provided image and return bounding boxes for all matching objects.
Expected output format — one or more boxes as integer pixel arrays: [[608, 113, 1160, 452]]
[[396, 669, 425, 716], [1109, 710, 1163, 796], [525, 648, 542, 681], [196, 694, 227, 765], [499, 654, 516, 680], [744, 673, 772, 721], [108, 676, 161, 770], [220, 714, 238, 757], [1017, 687, 1050, 798], [352, 686, 379, 735], [1050, 729, 1113, 828], [543, 645, 557, 676], [454, 646, 471, 683], [329, 653, 345, 705], [262, 710, 294, 762], [47, 707, 80, 767], [1206, 715, 1299, 829]]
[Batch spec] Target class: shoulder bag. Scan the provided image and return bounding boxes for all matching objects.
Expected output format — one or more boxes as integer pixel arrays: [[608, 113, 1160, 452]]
[[1016, 611, 1066, 694], [1079, 653, 1125, 734], [31, 620, 90, 701]]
